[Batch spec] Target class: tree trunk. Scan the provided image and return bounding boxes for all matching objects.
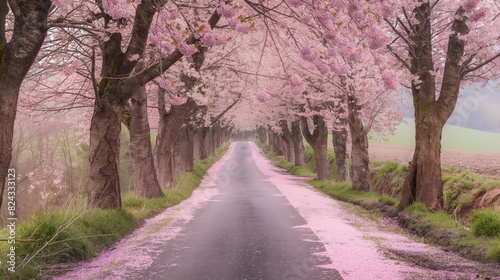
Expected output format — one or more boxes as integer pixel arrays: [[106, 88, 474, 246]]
[[301, 115, 329, 180], [155, 116, 175, 189], [87, 98, 123, 209], [0, 87, 18, 211], [332, 127, 350, 182], [400, 117, 445, 210], [0, 0, 52, 211], [207, 126, 216, 157], [155, 93, 197, 188], [399, 4, 469, 211], [194, 127, 209, 160], [174, 125, 196, 173], [280, 121, 295, 163], [127, 87, 163, 198], [348, 95, 370, 191], [291, 120, 306, 166]]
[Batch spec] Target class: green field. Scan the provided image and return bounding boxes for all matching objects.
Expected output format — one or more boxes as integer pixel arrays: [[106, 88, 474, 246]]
[[370, 118, 500, 153]]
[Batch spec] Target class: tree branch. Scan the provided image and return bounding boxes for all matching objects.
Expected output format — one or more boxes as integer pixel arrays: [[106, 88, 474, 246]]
[[462, 52, 500, 77]]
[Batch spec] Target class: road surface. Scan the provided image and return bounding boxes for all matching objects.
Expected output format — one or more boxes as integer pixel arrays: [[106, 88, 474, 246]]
[[58, 142, 500, 280]]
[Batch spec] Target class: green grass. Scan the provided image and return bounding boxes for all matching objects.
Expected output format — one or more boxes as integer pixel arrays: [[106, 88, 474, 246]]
[[488, 238, 500, 262], [0, 208, 136, 279], [307, 180, 382, 206], [369, 117, 500, 153], [276, 159, 315, 177], [0, 143, 229, 279], [469, 209, 500, 238]]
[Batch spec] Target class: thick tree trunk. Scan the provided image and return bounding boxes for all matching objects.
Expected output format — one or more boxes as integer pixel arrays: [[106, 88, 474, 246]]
[[332, 127, 350, 182], [291, 120, 306, 166], [87, 99, 123, 209], [127, 87, 163, 198], [301, 116, 329, 180], [174, 125, 196, 173], [400, 117, 444, 210], [348, 95, 369, 191]]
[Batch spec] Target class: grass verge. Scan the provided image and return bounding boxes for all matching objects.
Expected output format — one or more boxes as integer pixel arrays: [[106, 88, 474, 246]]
[[0, 144, 229, 279]]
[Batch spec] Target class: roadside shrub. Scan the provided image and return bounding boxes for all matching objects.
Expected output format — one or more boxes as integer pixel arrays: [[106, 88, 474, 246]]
[[469, 209, 500, 238]]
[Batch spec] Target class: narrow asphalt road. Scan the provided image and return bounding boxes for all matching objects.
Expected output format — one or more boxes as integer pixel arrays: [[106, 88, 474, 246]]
[[126, 142, 342, 280], [59, 141, 500, 280]]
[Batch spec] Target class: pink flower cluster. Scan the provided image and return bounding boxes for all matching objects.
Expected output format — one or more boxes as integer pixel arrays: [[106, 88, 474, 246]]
[[102, 0, 134, 19], [178, 42, 198, 57]]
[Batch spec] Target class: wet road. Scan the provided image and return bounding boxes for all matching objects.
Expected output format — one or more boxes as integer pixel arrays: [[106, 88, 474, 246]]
[[127, 142, 342, 280]]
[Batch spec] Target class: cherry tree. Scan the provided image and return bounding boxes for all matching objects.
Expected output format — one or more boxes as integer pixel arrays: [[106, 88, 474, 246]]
[[385, 0, 500, 210], [0, 0, 55, 211]]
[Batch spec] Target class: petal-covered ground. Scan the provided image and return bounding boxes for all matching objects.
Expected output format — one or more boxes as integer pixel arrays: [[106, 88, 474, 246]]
[[56, 142, 499, 280]]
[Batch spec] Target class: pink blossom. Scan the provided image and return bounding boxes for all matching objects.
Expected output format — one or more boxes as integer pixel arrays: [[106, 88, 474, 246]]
[[286, 0, 303, 8], [129, 54, 140, 61], [217, 2, 237, 18], [227, 17, 239, 29], [315, 60, 330, 73], [290, 74, 306, 95], [170, 95, 188, 106], [155, 77, 173, 90], [330, 60, 348, 76], [200, 32, 226, 46], [256, 91, 269, 102], [380, 2, 396, 18], [347, 2, 359, 14], [62, 62, 77, 76], [365, 26, 388, 49], [463, 0, 481, 11], [235, 21, 251, 33], [469, 7, 487, 22], [300, 46, 316, 62], [102, 0, 134, 19], [382, 70, 398, 90], [178, 42, 198, 56]]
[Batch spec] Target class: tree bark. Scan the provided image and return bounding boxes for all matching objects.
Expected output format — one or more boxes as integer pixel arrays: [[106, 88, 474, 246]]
[[194, 127, 209, 160], [126, 86, 163, 198], [300, 115, 329, 180], [155, 93, 197, 188], [332, 127, 350, 182], [280, 121, 295, 163], [291, 120, 306, 166], [88, 97, 123, 209], [0, 0, 52, 211], [174, 125, 196, 173], [206, 125, 216, 157], [399, 5, 469, 211], [348, 95, 369, 191]]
